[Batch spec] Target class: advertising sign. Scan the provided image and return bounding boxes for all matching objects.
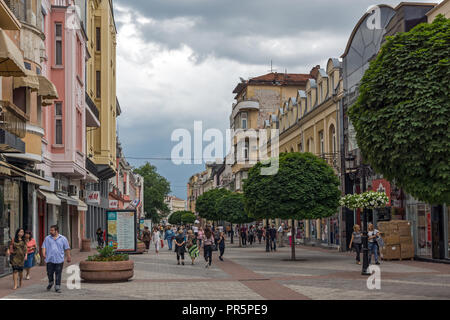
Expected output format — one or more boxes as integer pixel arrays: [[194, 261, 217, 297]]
[[372, 179, 391, 206], [106, 210, 137, 252], [109, 199, 118, 209], [86, 191, 100, 205]]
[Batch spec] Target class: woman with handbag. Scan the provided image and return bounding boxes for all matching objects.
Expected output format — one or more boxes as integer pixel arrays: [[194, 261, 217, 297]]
[[152, 227, 161, 254], [202, 227, 215, 268], [368, 223, 380, 265], [186, 230, 199, 265], [24, 231, 36, 280], [349, 225, 362, 265], [8, 228, 28, 290]]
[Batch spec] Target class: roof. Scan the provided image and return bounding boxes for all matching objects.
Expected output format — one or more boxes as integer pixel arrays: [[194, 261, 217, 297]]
[[233, 72, 312, 95]]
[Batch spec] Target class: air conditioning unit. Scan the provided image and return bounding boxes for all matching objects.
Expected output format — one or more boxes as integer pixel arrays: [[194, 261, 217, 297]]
[[69, 185, 78, 196], [54, 179, 62, 192]]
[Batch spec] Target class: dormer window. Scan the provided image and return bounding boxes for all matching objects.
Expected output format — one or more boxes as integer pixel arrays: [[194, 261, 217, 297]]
[[319, 82, 323, 103]]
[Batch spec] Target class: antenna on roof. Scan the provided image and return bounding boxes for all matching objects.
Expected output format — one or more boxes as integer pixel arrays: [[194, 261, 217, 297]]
[[268, 60, 277, 73]]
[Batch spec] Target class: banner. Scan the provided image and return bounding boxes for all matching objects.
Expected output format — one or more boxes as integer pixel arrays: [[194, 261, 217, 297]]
[[371, 179, 391, 206], [106, 210, 137, 252], [86, 191, 100, 205]]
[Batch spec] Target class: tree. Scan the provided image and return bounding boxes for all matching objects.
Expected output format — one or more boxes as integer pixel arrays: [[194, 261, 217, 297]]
[[181, 211, 196, 224], [217, 192, 253, 246], [348, 15, 450, 206], [196, 188, 232, 224], [244, 152, 341, 260], [134, 162, 171, 223], [168, 211, 182, 225]]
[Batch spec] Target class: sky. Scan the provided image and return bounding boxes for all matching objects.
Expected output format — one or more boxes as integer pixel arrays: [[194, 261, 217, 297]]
[[114, 0, 440, 200]]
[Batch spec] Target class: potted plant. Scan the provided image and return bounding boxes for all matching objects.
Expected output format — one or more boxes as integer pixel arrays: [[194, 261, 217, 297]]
[[79, 246, 134, 282]]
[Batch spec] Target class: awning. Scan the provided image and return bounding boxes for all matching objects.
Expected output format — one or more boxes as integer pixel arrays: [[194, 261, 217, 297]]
[[38, 190, 61, 206], [71, 196, 88, 211], [1, 163, 50, 187], [37, 75, 58, 100], [14, 69, 39, 92], [0, 160, 11, 176], [56, 193, 79, 206], [0, 28, 26, 77], [41, 99, 54, 106]]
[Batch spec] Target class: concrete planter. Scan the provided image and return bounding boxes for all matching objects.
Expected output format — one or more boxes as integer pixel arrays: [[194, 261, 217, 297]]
[[79, 260, 134, 282], [136, 242, 145, 254], [80, 239, 91, 252]]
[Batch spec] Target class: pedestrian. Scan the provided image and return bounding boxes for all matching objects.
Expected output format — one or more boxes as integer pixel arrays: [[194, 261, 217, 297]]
[[257, 226, 263, 244], [229, 224, 234, 244], [164, 226, 175, 251], [202, 227, 215, 268], [193, 224, 199, 237], [269, 224, 277, 251], [152, 227, 161, 254], [349, 224, 362, 265], [240, 225, 248, 246], [24, 230, 36, 280], [248, 226, 255, 245], [142, 226, 151, 251], [186, 230, 199, 265], [218, 231, 226, 261], [174, 229, 186, 265], [368, 223, 380, 265], [8, 228, 27, 290], [41, 225, 71, 293], [96, 227, 104, 248], [278, 223, 285, 247], [197, 227, 204, 247], [214, 227, 220, 250]]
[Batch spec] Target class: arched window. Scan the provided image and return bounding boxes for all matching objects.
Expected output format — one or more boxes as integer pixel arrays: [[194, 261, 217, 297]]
[[329, 125, 336, 153]]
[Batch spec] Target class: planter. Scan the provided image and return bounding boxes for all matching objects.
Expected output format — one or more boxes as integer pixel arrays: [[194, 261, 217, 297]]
[[79, 260, 134, 282], [80, 239, 91, 252], [137, 242, 145, 254]]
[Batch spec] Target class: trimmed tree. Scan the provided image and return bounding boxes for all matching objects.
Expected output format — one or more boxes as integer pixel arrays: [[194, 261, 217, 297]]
[[196, 188, 232, 225], [168, 211, 182, 225], [181, 211, 196, 225], [348, 15, 450, 206], [244, 152, 341, 260], [217, 192, 253, 247]]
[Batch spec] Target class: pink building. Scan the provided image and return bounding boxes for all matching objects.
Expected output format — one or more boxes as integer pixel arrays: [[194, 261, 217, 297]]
[[38, 0, 99, 249]]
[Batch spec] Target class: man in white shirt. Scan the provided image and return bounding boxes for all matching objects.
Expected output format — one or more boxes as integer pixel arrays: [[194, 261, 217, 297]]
[[277, 223, 284, 247]]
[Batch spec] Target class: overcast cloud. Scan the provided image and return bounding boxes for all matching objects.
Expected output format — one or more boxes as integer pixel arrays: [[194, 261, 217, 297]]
[[114, 0, 440, 200]]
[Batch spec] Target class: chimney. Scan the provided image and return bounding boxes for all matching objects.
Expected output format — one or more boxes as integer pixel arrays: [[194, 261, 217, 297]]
[[309, 65, 321, 79]]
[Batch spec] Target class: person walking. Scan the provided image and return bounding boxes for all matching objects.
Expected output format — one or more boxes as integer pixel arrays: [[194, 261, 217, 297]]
[[186, 230, 199, 265], [174, 229, 186, 265], [8, 228, 27, 290], [24, 230, 36, 280], [368, 223, 380, 265], [152, 227, 161, 254], [197, 227, 204, 247], [213, 227, 220, 250], [217, 231, 226, 261], [349, 224, 362, 265], [96, 228, 104, 248], [202, 227, 215, 268], [248, 226, 255, 246], [142, 226, 151, 251], [240, 225, 248, 246], [257, 226, 263, 244], [269, 224, 277, 251], [41, 225, 71, 293], [164, 226, 175, 251]]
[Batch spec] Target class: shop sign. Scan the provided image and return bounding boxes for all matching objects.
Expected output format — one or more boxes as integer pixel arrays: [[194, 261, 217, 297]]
[[86, 191, 100, 205], [109, 200, 118, 209], [372, 179, 391, 206]]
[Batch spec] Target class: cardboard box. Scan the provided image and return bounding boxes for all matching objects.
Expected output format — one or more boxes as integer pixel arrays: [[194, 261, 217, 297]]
[[382, 245, 401, 260], [384, 234, 400, 245], [398, 225, 411, 237], [400, 235, 413, 245], [400, 243, 414, 259]]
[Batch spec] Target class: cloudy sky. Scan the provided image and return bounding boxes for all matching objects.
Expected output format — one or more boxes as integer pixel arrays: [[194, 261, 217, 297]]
[[114, 0, 439, 200]]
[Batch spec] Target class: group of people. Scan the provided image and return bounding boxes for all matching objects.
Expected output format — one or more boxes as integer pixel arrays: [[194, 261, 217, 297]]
[[349, 223, 382, 265], [236, 224, 281, 251], [6, 225, 71, 293]]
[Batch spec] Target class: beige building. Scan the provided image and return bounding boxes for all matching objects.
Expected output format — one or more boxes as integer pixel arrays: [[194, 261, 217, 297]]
[[427, 0, 449, 20]]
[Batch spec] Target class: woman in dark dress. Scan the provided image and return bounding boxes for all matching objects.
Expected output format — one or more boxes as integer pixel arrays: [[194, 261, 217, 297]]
[[96, 228, 104, 248], [174, 229, 186, 265], [9, 228, 28, 290], [218, 231, 226, 261]]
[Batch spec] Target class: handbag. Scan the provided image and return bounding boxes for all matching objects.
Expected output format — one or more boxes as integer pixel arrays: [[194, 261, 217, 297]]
[[160, 239, 164, 248], [34, 250, 41, 265]]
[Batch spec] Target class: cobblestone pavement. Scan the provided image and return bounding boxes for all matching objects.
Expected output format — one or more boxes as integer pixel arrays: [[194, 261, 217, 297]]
[[1, 240, 450, 300]]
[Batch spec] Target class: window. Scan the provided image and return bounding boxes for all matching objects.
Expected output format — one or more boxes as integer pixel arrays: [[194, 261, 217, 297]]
[[330, 125, 336, 154], [298, 142, 303, 152], [13, 87, 27, 114], [330, 74, 335, 94], [55, 23, 63, 66], [319, 131, 324, 154], [241, 112, 247, 129], [96, 71, 101, 98], [319, 83, 323, 103], [244, 139, 249, 160], [307, 92, 311, 110], [55, 102, 63, 145], [76, 109, 82, 151], [96, 27, 101, 51]]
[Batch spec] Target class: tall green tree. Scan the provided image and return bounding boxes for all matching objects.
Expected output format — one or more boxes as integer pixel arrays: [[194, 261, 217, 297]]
[[244, 152, 340, 260], [196, 188, 231, 224], [348, 15, 450, 206], [134, 162, 171, 223], [181, 211, 196, 224], [217, 192, 253, 246], [168, 211, 182, 225]]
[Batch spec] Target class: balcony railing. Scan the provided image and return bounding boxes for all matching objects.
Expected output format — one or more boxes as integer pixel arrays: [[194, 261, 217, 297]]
[[0, 100, 28, 138], [85, 92, 99, 119]]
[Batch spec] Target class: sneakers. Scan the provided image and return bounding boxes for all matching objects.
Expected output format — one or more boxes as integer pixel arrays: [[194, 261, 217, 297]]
[[46, 282, 53, 291], [55, 285, 61, 293]]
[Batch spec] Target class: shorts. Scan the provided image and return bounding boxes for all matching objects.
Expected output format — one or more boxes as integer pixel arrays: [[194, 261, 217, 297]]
[[12, 265, 24, 272]]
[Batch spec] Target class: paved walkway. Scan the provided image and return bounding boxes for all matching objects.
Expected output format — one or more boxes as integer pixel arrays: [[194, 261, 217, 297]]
[[1, 240, 449, 300]]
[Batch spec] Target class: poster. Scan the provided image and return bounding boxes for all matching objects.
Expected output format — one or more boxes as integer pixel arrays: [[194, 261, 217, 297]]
[[106, 210, 137, 252]]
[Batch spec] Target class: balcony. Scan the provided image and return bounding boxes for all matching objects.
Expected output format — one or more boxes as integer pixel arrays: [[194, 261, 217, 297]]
[[0, 100, 27, 153], [85, 92, 100, 127]]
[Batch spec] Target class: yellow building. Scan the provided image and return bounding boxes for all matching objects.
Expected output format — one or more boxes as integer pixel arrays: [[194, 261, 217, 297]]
[[85, 0, 117, 179], [230, 72, 311, 192], [427, 0, 450, 20]]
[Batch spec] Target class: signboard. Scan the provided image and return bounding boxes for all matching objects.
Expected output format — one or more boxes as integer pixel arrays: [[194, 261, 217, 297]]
[[106, 210, 137, 252], [372, 179, 391, 206], [109, 199, 118, 209], [86, 191, 100, 205]]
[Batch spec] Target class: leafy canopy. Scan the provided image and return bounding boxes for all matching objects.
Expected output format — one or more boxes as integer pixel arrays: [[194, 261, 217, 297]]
[[216, 193, 253, 224], [196, 188, 232, 221], [348, 15, 450, 205], [243, 152, 341, 220], [181, 211, 196, 224], [133, 162, 171, 223]]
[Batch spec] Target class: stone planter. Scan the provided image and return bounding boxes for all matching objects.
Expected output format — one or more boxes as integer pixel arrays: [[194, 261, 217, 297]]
[[79, 260, 134, 282], [136, 242, 145, 254], [80, 239, 91, 252]]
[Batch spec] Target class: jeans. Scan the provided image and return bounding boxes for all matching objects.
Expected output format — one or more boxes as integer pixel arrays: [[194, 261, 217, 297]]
[[167, 239, 173, 250], [368, 242, 378, 263], [46, 263, 64, 286], [198, 239, 202, 247], [219, 246, 225, 258], [241, 233, 247, 246], [204, 245, 212, 265], [353, 243, 362, 262], [270, 238, 277, 251]]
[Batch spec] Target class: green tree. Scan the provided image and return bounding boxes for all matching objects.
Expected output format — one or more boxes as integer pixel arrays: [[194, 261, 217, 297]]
[[348, 15, 450, 206], [196, 188, 231, 224], [244, 152, 340, 260], [217, 192, 253, 246], [181, 211, 196, 224], [134, 162, 171, 223], [168, 211, 182, 225]]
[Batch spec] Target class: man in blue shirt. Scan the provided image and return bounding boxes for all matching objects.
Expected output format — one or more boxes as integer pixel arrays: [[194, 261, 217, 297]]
[[42, 225, 71, 293]]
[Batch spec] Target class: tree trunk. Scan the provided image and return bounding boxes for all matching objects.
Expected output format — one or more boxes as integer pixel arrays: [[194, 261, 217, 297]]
[[291, 219, 296, 260]]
